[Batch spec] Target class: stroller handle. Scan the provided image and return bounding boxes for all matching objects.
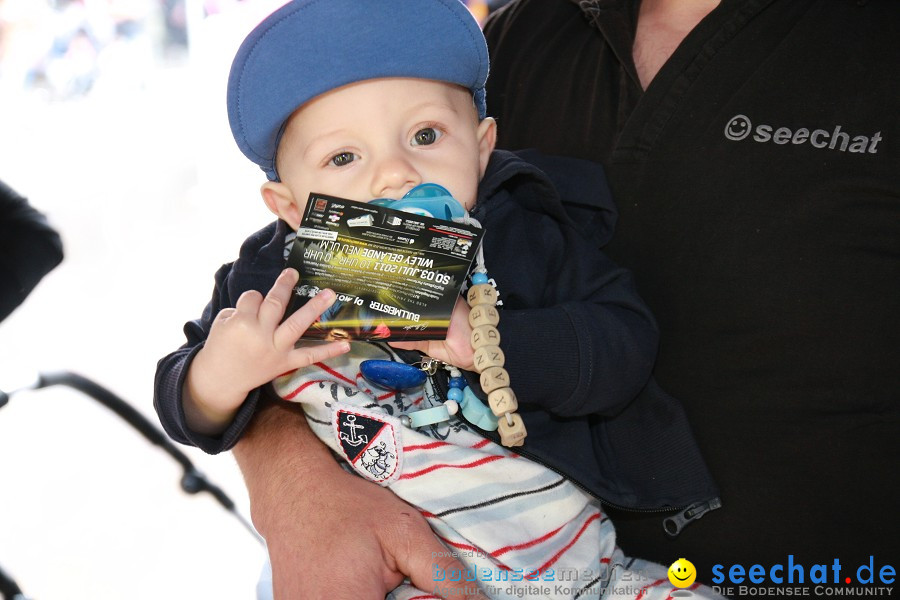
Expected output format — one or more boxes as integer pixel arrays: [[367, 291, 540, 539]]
[[1, 371, 263, 544]]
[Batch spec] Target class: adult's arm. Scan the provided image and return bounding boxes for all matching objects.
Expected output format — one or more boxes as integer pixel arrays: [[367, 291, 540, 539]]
[[0, 180, 64, 321], [233, 396, 488, 599]]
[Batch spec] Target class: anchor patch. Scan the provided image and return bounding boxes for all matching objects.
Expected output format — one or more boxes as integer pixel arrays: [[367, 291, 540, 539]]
[[334, 408, 400, 484]]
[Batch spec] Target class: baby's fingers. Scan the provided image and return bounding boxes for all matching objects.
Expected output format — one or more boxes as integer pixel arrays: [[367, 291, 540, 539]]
[[287, 340, 351, 370], [213, 307, 238, 323], [274, 288, 337, 350], [258, 268, 300, 328], [234, 289, 264, 314]]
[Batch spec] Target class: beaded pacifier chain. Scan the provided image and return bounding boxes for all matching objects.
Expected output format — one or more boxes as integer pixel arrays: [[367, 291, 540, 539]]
[[461, 269, 527, 447], [360, 185, 527, 447]]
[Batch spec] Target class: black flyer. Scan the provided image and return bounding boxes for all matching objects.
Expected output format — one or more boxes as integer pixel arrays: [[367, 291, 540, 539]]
[[285, 193, 483, 341]]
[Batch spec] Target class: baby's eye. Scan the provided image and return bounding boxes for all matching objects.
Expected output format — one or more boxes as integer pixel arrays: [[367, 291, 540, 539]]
[[411, 127, 442, 146], [330, 152, 357, 167]]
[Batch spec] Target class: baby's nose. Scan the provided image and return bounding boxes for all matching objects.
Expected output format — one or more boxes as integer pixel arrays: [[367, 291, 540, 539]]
[[371, 155, 421, 199]]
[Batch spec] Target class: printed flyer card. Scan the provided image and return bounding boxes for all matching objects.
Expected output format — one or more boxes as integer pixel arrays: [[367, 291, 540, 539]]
[[285, 193, 483, 341]]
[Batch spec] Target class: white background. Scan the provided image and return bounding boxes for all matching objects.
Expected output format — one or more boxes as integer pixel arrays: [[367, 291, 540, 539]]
[[0, 2, 288, 598]]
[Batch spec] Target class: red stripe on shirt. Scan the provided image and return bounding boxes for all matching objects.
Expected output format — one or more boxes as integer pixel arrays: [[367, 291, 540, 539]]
[[429, 514, 601, 574], [399, 454, 505, 479], [405, 440, 451, 452], [535, 512, 602, 573], [282, 380, 318, 401], [405, 438, 495, 453], [491, 522, 567, 557], [431, 533, 515, 572], [434, 536, 480, 554], [314, 361, 356, 385], [635, 577, 669, 600]]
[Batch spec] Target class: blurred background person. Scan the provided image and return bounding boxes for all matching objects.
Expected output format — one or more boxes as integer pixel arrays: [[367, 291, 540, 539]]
[[0, 179, 63, 322]]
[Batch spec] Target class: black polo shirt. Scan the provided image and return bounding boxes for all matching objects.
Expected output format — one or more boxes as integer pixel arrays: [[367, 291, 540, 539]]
[[486, 0, 899, 582]]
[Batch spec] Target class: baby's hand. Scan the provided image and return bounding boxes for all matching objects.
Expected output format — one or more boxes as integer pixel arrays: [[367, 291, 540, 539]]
[[389, 297, 474, 370], [183, 268, 350, 435]]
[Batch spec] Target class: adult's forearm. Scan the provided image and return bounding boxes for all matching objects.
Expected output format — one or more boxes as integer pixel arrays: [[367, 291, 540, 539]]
[[232, 395, 333, 535]]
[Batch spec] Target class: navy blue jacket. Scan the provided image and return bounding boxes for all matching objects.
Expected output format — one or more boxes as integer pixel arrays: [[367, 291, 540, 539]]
[[155, 150, 719, 524]]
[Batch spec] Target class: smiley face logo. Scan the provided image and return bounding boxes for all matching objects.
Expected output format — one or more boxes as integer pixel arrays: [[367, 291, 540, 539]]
[[668, 558, 697, 588], [724, 114, 752, 141]]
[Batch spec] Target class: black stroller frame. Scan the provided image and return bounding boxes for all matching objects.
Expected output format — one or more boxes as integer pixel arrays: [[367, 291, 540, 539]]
[[0, 371, 263, 600]]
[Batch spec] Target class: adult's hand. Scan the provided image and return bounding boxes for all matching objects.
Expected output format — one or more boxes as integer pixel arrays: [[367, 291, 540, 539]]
[[233, 398, 488, 599]]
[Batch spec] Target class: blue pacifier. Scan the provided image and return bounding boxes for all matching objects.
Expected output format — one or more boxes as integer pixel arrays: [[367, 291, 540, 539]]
[[370, 183, 466, 221]]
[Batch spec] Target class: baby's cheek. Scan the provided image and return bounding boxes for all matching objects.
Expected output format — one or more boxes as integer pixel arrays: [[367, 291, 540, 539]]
[[459, 181, 480, 211]]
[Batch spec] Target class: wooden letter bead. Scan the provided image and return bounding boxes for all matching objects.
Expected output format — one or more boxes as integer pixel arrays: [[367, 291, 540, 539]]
[[488, 387, 518, 416], [479, 366, 509, 394], [470, 325, 500, 349], [498, 413, 526, 447], [468, 304, 500, 328], [473, 345, 505, 372], [467, 283, 498, 307]]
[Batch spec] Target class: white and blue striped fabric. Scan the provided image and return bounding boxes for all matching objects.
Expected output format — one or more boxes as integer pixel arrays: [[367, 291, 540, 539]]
[[272, 344, 723, 600]]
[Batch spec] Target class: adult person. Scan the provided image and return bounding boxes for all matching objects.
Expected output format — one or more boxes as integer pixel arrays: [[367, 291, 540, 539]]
[[482, 0, 899, 581], [225, 0, 897, 596]]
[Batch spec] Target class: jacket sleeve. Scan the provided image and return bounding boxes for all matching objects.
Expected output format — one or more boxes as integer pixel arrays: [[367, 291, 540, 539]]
[[0, 180, 64, 322], [488, 209, 659, 418], [153, 262, 262, 454]]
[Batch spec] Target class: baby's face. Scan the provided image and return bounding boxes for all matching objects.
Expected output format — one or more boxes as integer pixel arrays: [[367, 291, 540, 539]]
[[266, 78, 495, 229]]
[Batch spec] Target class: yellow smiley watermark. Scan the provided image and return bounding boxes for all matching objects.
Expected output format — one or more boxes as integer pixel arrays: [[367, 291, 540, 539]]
[[668, 558, 697, 588]]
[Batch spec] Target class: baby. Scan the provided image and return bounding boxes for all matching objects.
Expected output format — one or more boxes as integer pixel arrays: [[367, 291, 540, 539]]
[[154, 1, 722, 598]]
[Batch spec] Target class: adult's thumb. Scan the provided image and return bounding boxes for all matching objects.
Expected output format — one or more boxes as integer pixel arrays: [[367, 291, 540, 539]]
[[402, 531, 489, 599]]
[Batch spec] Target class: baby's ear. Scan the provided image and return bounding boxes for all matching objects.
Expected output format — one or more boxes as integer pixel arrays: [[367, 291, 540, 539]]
[[261, 181, 302, 229], [476, 117, 497, 176]]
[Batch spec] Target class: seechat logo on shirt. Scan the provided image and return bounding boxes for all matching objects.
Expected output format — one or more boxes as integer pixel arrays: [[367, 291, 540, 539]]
[[724, 114, 883, 154], [710, 555, 896, 597]]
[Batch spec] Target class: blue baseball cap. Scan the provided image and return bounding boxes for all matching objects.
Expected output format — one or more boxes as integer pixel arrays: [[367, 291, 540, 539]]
[[227, 0, 490, 181]]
